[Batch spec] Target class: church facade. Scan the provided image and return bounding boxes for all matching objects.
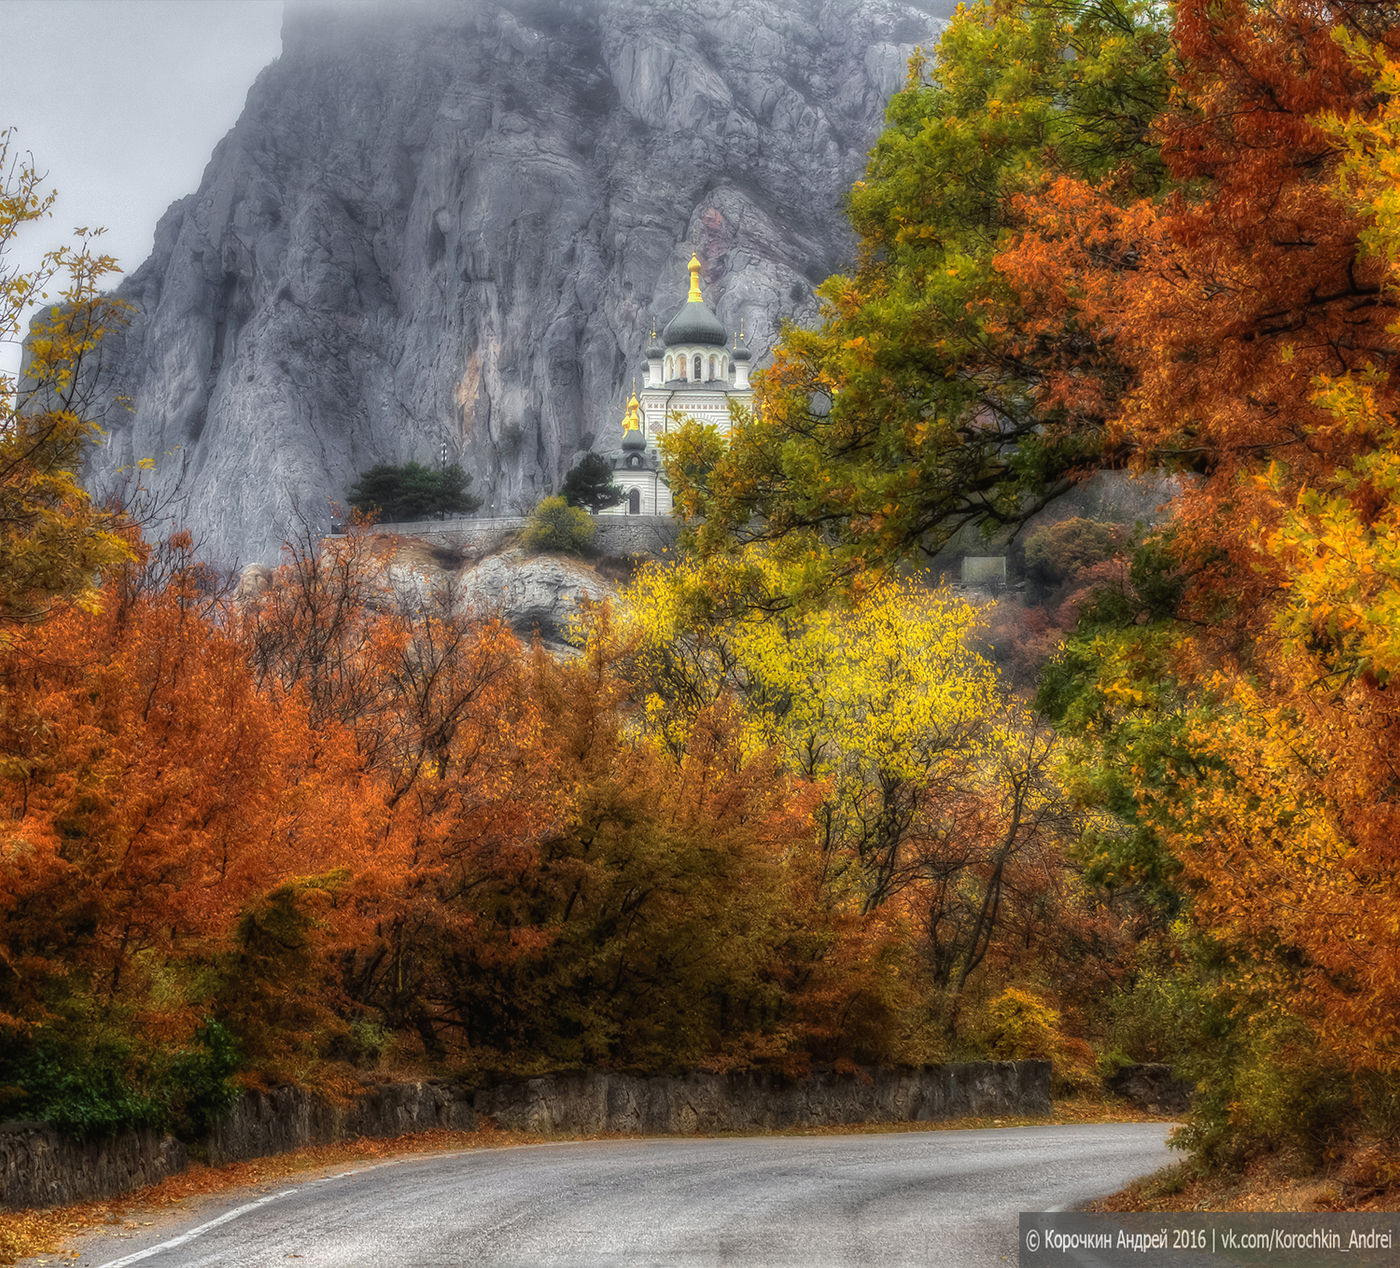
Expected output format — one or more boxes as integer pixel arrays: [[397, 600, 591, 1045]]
[[600, 255, 753, 516]]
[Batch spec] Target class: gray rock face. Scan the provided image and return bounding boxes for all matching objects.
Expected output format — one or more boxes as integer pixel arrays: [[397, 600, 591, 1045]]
[[453, 546, 612, 645], [372, 541, 615, 648], [84, 0, 946, 565]]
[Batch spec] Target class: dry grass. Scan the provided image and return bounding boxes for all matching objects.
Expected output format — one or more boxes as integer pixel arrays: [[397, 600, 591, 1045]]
[[0, 1097, 1164, 1264], [1094, 1141, 1400, 1215]]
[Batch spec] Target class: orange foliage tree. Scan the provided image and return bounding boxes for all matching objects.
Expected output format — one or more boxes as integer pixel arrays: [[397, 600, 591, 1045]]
[[0, 531, 378, 1122]]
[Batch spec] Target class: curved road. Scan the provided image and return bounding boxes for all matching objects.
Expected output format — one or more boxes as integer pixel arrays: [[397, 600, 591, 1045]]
[[71, 1123, 1174, 1268]]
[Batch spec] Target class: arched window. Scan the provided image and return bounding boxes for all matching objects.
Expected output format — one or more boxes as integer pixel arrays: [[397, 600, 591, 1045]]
[[693, 354, 702, 381], [628, 488, 641, 515], [709, 355, 718, 380], [680, 356, 687, 381], [628, 454, 641, 469], [665, 355, 673, 380]]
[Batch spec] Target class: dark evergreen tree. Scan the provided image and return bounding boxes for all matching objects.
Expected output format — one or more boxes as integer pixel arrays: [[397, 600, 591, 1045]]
[[347, 462, 482, 522], [560, 452, 623, 514]]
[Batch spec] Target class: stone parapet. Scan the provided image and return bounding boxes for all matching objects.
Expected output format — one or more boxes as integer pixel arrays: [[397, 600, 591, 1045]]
[[206, 1080, 477, 1166], [364, 515, 681, 560]]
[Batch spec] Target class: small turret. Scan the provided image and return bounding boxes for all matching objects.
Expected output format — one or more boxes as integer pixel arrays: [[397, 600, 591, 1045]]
[[732, 322, 752, 390], [646, 320, 665, 387]]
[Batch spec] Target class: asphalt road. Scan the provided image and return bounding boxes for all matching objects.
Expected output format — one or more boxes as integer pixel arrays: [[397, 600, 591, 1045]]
[[68, 1123, 1176, 1268]]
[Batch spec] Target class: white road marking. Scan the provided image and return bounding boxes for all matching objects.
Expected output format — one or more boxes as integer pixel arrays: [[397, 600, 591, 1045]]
[[92, 1185, 304, 1267], [88, 1161, 399, 1267]]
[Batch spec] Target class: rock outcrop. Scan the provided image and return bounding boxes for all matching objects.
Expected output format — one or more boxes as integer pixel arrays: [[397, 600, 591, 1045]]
[[84, 0, 947, 564], [378, 539, 616, 648], [452, 546, 612, 644]]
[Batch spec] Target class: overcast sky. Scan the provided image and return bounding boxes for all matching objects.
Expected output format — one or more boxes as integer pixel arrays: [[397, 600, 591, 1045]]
[[1, 0, 286, 380]]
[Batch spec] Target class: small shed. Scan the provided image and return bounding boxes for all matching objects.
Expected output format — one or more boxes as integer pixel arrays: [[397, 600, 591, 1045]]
[[961, 556, 1007, 587]]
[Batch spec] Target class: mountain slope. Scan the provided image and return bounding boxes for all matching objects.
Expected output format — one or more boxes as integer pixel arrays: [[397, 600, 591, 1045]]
[[87, 0, 945, 564]]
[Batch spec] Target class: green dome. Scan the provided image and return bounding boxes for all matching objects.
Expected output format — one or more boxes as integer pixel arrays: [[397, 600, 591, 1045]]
[[662, 299, 727, 348]]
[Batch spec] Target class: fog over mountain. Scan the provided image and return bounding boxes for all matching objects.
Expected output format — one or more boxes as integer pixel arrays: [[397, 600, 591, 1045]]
[[86, 0, 947, 564]]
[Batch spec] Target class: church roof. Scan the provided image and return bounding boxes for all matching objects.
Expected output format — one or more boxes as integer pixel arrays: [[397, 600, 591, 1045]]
[[661, 254, 727, 348], [620, 392, 646, 450]]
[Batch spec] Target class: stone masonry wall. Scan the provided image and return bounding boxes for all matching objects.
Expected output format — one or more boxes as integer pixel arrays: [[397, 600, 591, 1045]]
[[1, 1062, 1049, 1210], [367, 514, 681, 560], [0, 1122, 190, 1212], [475, 1063, 1051, 1136]]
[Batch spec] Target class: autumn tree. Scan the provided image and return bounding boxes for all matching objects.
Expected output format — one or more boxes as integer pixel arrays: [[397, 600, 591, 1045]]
[[615, 555, 1103, 1032], [663, 0, 1173, 579], [1021, 1, 1400, 1166], [0, 531, 380, 1124], [0, 129, 132, 630]]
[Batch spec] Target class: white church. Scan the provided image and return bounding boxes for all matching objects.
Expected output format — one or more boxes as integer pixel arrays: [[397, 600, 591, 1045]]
[[599, 254, 754, 516]]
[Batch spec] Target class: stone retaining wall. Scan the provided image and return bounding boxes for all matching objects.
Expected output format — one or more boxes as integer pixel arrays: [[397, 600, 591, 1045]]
[[0, 1122, 189, 1212], [206, 1080, 476, 1165], [475, 1062, 1050, 1136], [1, 1062, 1049, 1210], [367, 514, 681, 559]]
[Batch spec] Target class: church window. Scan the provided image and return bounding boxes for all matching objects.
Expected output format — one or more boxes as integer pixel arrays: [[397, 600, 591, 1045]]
[[628, 454, 640, 469], [709, 354, 718, 379], [628, 488, 641, 514], [693, 354, 702, 381]]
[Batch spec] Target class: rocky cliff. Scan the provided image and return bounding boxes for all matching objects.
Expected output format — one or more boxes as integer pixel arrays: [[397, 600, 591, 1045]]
[[85, 0, 946, 565]]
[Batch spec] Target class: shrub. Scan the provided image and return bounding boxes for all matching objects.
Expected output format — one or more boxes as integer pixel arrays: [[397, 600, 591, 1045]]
[[524, 496, 596, 555], [974, 987, 1098, 1095], [981, 987, 1061, 1061], [0, 1017, 239, 1140], [1177, 1008, 1355, 1171]]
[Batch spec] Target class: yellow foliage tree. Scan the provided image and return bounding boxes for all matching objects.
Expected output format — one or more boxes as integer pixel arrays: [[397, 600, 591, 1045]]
[[614, 552, 1083, 999], [0, 129, 132, 630]]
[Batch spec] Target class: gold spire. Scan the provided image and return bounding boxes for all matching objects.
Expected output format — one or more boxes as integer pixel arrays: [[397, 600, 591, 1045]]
[[687, 253, 703, 302], [622, 390, 641, 430]]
